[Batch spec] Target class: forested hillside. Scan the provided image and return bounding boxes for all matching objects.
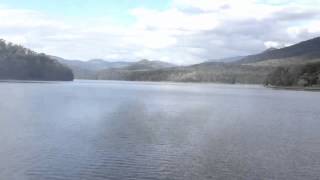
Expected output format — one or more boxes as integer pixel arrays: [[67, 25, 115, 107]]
[[265, 62, 320, 87], [97, 62, 274, 84], [0, 39, 73, 81]]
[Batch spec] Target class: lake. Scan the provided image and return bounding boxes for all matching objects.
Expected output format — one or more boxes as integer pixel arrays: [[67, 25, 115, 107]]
[[0, 80, 319, 180]]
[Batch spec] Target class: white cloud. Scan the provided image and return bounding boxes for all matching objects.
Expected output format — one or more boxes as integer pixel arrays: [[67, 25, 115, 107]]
[[264, 41, 282, 48], [131, 8, 219, 31], [173, 0, 280, 20], [0, 1, 320, 65], [125, 31, 177, 49], [0, 35, 27, 45], [0, 8, 68, 29], [307, 21, 320, 33]]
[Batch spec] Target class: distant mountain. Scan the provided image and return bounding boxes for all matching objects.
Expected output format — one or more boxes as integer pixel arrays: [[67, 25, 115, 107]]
[[87, 59, 132, 70], [236, 37, 320, 66], [96, 59, 179, 81], [58, 58, 176, 79], [263, 47, 278, 53], [55, 57, 132, 79], [208, 56, 244, 63], [97, 60, 273, 84], [0, 39, 73, 81], [122, 59, 176, 70], [54, 36, 320, 84], [56, 58, 132, 71]]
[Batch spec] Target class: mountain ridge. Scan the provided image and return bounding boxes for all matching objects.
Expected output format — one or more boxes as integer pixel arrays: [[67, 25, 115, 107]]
[[236, 37, 320, 65], [97, 36, 320, 84], [3, 36, 319, 84], [57, 57, 176, 79]]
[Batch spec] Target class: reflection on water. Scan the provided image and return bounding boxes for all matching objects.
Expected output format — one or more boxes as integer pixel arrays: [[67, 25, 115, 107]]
[[0, 80, 320, 180]]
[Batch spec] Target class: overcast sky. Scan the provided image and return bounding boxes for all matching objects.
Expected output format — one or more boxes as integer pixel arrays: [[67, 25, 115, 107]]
[[0, 0, 319, 64]]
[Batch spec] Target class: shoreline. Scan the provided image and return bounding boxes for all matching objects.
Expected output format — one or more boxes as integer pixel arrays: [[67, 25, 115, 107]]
[[0, 79, 257, 86], [0, 80, 72, 84], [1, 79, 319, 92], [266, 85, 320, 92]]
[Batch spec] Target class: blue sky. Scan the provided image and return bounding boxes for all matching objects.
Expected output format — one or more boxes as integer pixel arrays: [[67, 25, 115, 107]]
[[0, 0, 171, 25], [0, 0, 319, 64]]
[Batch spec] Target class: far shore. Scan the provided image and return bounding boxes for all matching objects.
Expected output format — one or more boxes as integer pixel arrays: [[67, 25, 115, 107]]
[[266, 85, 320, 92], [0, 79, 262, 87], [0, 80, 72, 83], [1, 79, 320, 92]]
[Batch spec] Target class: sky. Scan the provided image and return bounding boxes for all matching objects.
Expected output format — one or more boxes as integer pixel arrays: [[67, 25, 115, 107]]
[[0, 0, 320, 64]]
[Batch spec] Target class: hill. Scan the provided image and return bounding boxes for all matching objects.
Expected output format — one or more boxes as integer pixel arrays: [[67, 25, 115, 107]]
[[236, 37, 320, 66], [58, 58, 176, 79], [53, 36, 320, 84], [121, 59, 176, 70], [97, 61, 273, 84], [0, 39, 73, 81], [56, 58, 132, 79], [97, 37, 320, 84], [208, 56, 244, 63]]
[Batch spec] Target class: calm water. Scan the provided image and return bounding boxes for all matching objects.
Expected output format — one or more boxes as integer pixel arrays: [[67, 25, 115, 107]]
[[0, 80, 320, 180]]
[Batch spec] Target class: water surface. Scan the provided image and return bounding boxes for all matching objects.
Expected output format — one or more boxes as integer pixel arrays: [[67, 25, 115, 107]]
[[0, 80, 320, 180]]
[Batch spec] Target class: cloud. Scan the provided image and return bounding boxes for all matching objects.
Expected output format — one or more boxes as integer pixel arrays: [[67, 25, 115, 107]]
[[0, 1, 319, 65], [131, 8, 220, 31], [264, 41, 282, 48]]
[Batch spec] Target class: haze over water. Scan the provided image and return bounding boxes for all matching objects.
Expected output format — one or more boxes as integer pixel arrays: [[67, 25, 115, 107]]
[[0, 80, 319, 180]]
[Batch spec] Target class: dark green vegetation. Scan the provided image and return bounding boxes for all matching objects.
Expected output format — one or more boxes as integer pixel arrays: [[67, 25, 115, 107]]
[[265, 62, 320, 87], [0, 40, 73, 81]]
